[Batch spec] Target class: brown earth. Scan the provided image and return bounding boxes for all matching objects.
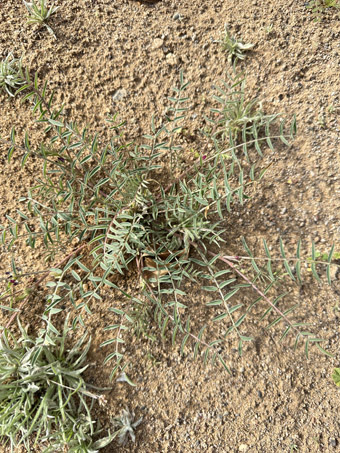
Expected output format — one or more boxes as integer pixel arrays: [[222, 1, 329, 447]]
[[1, 0, 340, 452]]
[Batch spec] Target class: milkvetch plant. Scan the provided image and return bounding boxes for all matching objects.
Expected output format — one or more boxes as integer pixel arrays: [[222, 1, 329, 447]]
[[0, 65, 337, 389]]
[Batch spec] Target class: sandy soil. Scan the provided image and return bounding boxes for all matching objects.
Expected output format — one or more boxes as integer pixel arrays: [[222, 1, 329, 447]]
[[1, 0, 340, 452]]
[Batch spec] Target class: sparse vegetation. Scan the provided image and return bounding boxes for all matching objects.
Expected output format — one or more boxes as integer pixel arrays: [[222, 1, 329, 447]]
[[0, 316, 114, 451], [0, 1, 338, 449], [23, 0, 59, 38], [0, 53, 25, 96], [208, 71, 278, 145], [332, 368, 340, 386], [219, 25, 254, 64], [307, 0, 340, 20], [0, 66, 336, 390], [112, 408, 143, 446]]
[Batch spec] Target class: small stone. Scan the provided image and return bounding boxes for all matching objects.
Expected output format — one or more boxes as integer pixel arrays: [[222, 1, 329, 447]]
[[173, 12, 181, 20], [239, 444, 248, 452], [257, 390, 263, 398], [112, 89, 127, 102], [166, 53, 178, 66], [151, 38, 164, 50], [315, 236, 321, 243], [329, 438, 337, 447]]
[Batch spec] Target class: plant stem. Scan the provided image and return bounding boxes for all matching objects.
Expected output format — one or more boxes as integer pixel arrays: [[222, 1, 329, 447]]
[[2, 243, 87, 335]]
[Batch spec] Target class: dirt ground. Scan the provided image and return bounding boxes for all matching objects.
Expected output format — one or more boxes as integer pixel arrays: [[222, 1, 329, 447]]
[[1, 0, 340, 452]]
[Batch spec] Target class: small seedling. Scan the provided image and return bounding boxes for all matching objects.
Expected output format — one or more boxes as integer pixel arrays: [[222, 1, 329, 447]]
[[332, 368, 340, 386], [112, 408, 143, 446], [0, 53, 25, 96], [265, 23, 274, 34], [308, 250, 340, 262], [219, 25, 254, 64], [23, 0, 59, 38], [306, 0, 340, 20]]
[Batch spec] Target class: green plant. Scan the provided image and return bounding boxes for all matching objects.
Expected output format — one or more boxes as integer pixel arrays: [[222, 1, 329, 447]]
[[332, 368, 340, 386], [306, 0, 340, 20], [0, 316, 114, 451], [219, 25, 254, 64], [112, 408, 142, 446], [264, 24, 274, 34], [0, 53, 25, 96], [208, 71, 278, 147], [0, 67, 337, 387], [308, 250, 340, 262], [23, 0, 59, 38]]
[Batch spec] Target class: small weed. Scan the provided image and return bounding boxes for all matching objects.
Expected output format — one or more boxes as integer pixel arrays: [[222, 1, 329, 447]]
[[219, 25, 254, 64], [0, 316, 114, 451], [0, 53, 25, 96], [145, 352, 161, 368], [112, 408, 143, 446], [306, 0, 340, 20], [209, 71, 278, 145], [23, 0, 59, 38], [264, 23, 274, 34], [332, 368, 340, 386], [308, 250, 340, 262]]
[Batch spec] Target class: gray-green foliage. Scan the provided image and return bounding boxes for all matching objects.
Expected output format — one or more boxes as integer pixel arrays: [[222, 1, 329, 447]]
[[23, 0, 59, 38], [0, 53, 25, 96], [0, 67, 336, 384], [112, 408, 143, 446], [208, 71, 278, 147], [0, 316, 114, 452], [220, 25, 254, 64]]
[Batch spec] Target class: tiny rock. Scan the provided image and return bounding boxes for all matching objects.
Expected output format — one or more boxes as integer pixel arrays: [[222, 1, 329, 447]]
[[239, 444, 248, 452], [112, 88, 127, 102], [151, 38, 164, 50], [166, 53, 178, 66], [329, 438, 337, 447]]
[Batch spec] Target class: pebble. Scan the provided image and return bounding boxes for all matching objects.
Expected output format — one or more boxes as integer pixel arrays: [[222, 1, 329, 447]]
[[329, 438, 337, 447], [239, 444, 249, 452], [173, 12, 181, 20], [166, 53, 178, 66], [151, 38, 164, 50], [112, 88, 127, 102]]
